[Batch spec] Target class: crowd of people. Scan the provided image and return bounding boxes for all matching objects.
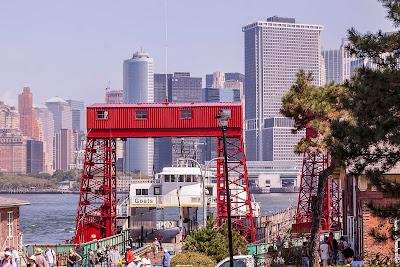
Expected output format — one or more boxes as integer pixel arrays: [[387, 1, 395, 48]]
[[1, 242, 171, 267], [301, 232, 355, 266]]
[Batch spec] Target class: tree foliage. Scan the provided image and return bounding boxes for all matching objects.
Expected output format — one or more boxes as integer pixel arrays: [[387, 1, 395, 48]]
[[282, 1, 400, 265], [171, 252, 215, 267], [182, 217, 248, 262]]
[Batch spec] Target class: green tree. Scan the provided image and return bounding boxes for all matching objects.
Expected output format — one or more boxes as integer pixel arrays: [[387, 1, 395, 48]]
[[182, 217, 248, 262], [171, 252, 215, 267], [281, 1, 400, 265], [281, 71, 351, 266]]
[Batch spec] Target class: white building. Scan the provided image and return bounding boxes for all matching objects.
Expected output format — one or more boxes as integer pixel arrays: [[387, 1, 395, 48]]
[[35, 106, 55, 173], [123, 51, 154, 176], [243, 16, 323, 167]]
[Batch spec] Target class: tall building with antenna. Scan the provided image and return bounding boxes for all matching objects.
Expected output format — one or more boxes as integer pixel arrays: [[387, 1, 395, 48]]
[[123, 51, 155, 176]]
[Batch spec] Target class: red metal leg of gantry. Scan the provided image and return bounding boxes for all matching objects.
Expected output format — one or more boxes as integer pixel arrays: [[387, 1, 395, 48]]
[[292, 151, 331, 233], [74, 138, 117, 244], [216, 135, 256, 243]]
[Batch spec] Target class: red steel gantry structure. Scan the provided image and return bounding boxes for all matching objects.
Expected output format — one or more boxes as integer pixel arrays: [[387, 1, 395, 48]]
[[74, 102, 256, 244], [292, 128, 341, 234]]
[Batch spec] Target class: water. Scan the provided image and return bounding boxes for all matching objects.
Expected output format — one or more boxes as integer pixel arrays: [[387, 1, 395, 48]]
[[7, 193, 298, 244]]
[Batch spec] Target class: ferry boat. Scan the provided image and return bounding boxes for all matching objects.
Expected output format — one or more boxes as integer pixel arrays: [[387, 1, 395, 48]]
[[123, 158, 260, 244]]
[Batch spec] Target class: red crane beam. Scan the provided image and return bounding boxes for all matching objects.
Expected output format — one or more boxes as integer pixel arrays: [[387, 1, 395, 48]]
[[74, 102, 256, 244]]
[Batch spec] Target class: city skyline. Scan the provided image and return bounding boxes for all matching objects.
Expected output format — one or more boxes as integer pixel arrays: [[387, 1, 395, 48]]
[[0, 0, 394, 106]]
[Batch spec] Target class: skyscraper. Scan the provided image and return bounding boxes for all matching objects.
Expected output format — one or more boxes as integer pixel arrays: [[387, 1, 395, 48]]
[[54, 128, 73, 170], [123, 51, 154, 176], [18, 87, 39, 139], [153, 73, 173, 172], [322, 49, 341, 84], [243, 17, 323, 166], [67, 100, 85, 133], [45, 97, 72, 133], [26, 139, 44, 174], [35, 106, 54, 173], [322, 39, 356, 84], [168, 72, 203, 163]]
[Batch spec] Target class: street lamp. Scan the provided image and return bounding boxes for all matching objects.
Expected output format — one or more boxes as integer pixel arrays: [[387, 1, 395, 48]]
[[216, 109, 234, 267]]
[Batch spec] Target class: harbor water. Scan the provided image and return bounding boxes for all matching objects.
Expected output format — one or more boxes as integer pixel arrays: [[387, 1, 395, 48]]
[[9, 193, 297, 244]]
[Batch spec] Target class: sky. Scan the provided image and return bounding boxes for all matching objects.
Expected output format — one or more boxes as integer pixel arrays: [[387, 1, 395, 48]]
[[0, 0, 395, 106]]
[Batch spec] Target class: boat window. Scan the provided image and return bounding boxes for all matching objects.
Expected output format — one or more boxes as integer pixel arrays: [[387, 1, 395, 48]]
[[185, 175, 192, 182], [164, 175, 170, 182], [178, 175, 185, 182], [136, 110, 148, 119], [154, 187, 161, 195], [171, 175, 176, 182], [192, 176, 199, 182], [141, 189, 149, 195], [180, 110, 192, 119], [136, 189, 142, 195]]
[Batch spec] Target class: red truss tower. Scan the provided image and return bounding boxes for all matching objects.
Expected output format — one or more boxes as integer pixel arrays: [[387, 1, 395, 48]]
[[291, 129, 342, 234], [74, 102, 256, 244]]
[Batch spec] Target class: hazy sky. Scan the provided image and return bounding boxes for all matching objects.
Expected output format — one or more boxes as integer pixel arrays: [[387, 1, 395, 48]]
[[0, 0, 395, 106]]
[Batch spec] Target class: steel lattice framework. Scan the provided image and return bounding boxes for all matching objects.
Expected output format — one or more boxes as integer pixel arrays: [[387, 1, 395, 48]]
[[74, 138, 117, 243], [74, 102, 256, 244], [216, 136, 256, 242], [292, 149, 342, 234]]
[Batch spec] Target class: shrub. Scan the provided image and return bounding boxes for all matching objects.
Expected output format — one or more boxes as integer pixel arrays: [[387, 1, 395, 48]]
[[171, 252, 215, 267]]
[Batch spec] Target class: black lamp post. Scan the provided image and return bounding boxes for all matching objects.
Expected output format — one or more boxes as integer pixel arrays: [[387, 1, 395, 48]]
[[216, 109, 234, 267]]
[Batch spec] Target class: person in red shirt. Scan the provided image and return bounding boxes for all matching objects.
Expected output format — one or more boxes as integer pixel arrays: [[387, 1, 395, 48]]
[[125, 246, 134, 264]]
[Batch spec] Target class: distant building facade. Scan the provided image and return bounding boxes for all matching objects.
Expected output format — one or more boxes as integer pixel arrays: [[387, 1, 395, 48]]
[[67, 99, 85, 133], [322, 49, 341, 84], [18, 87, 39, 139], [0, 102, 19, 130], [35, 106, 55, 173], [26, 139, 44, 174], [54, 129, 73, 171], [0, 130, 27, 174], [168, 72, 203, 163], [243, 17, 323, 168], [106, 89, 124, 104], [322, 39, 356, 84], [123, 51, 154, 176]]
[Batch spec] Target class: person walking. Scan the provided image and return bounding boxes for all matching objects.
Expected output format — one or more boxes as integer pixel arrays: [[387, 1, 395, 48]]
[[337, 236, 349, 264], [140, 252, 152, 267], [328, 232, 338, 265], [301, 241, 310, 267], [319, 236, 330, 267], [34, 248, 48, 267], [1, 251, 16, 267], [10, 247, 19, 267], [27, 255, 37, 267], [162, 249, 170, 267], [152, 238, 159, 258], [67, 248, 81, 267], [87, 248, 95, 267], [45, 247, 56, 267], [110, 245, 121, 267]]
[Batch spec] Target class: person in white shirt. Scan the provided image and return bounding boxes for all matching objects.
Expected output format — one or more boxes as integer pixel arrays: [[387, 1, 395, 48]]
[[319, 237, 330, 267], [45, 247, 56, 267], [141, 252, 152, 267], [11, 247, 20, 267]]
